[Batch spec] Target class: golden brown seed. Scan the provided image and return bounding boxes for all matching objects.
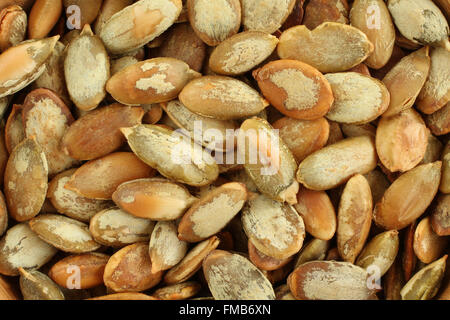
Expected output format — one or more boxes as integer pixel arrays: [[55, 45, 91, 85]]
[[64, 152, 155, 200], [294, 238, 330, 268], [99, 0, 182, 55], [64, 24, 110, 111], [248, 240, 293, 271], [373, 162, 442, 230], [302, 0, 349, 30], [350, 0, 395, 69], [376, 108, 429, 173], [297, 135, 378, 191], [202, 250, 275, 300], [142, 104, 163, 125], [28, 0, 62, 39], [19, 268, 64, 300], [153, 281, 201, 300], [402, 221, 417, 282], [425, 102, 450, 136], [272, 117, 330, 163], [48, 253, 110, 290], [293, 188, 336, 240], [325, 72, 390, 124], [431, 194, 450, 236], [179, 75, 268, 120], [4, 138, 48, 222], [241, 0, 296, 34], [382, 46, 431, 117], [62, 104, 144, 161], [413, 217, 448, 264], [103, 242, 163, 293], [254, 59, 334, 120], [337, 174, 372, 263], [278, 22, 374, 73], [0, 5, 26, 52]]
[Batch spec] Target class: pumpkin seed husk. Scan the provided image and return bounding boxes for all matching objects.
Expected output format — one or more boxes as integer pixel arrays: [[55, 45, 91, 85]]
[[19, 267, 64, 300]]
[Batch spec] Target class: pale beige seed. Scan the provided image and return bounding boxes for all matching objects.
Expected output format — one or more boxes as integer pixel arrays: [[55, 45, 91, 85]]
[[417, 47, 450, 114], [294, 238, 330, 268], [4, 138, 48, 222], [89, 208, 155, 247], [0, 223, 57, 276], [187, 0, 241, 46], [121, 124, 219, 187], [29, 214, 101, 253], [337, 174, 372, 264], [356, 230, 399, 277], [388, 0, 450, 49], [296, 136, 378, 191], [241, 0, 296, 34], [19, 268, 64, 300], [94, 0, 134, 36], [150, 221, 189, 273], [350, 0, 395, 69], [209, 31, 279, 75], [0, 36, 58, 98], [99, 0, 182, 54], [277, 22, 374, 73], [238, 117, 299, 204], [373, 161, 442, 230], [413, 217, 448, 264], [0, 5, 27, 52], [202, 250, 275, 300], [242, 194, 305, 260], [325, 72, 390, 124], [382, 46, 431, 117], [376, 108, 429, 173], [400, 255, 447, 300], [64, 24, 110, 111]]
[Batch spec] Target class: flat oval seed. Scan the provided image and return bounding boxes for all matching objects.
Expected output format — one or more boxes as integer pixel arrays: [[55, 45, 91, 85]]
[[431, 194, 450, 236], [29, 214, 101, 253], [203, 250, 275, 300], [187, 0, 241, 46], [64, 24, 110, 111], [62, 104, 144, 161], [121, 124, 218, 187], [89, 208, 155, 247], [241, 0, 296, 34], [4, 138, 48, 222], [0, 5, 27, 52], [337, 174, 372, 263], [425, 102, 450, 136], [48, 253, 110, 289], [19, 268, 64, 300], [153, 281, 201, 300], [293, 188, 336, 240], [254, 59, 334, 120], [99, 0, 182, 55], [302, 0, 349, 30], [64, 152, 155, 200], [373, 162, 442, 230], [288, 260, 374, 300], [417, 47, 450, 114], [278, 22, 374, 73], [294, 238, 330, 268], [179, 76, 268, 120], [28, 0, 62, 39], [209, 31, 279, 76], [388, 0, 450, 49], [238, 117, 299, 204], [113, 178, 197, 221], [272, 117, 329, 163], [161, 99, 238, 152], [325, 72, 390, 124], [356, 230, 399, 277], [178, 182, 248, 242], [0, 223, 57, 276], [106, 57, 200, 106], [382, 46, 431, 117], [350, 0, 395, 69], [47, 169, 112, 222], [297, 135, 378, 191], [103, 242, 163, 292], [242, 194, 305, 260], [400, 255, 447, 300], [22, 88, 78, 176], [376, 108, 429, 172], [0, 35, 58, 98], [413, 217, 448, 264], [164, 235, 220, 285]]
